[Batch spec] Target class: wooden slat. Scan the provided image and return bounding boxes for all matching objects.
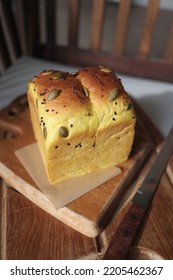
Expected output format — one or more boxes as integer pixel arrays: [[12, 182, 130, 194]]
[[0, 0, 21, 63], [15, 0, 28, 55], [45, 0, 56, 44], [138, 0, 160, 58], [68, 0, 80, 48], [90, 0, 106, 51], [163, 19, 173, 63], [23, 0, 39, 54], [0, 24, 11, 73], [38, 0, 46, 43], [113, 0, 132, 55], [35, 44, 173, 83], [0, 179, 7, 260]]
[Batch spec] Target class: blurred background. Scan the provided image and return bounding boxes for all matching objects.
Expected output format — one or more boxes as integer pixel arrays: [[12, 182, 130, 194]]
[[0, 0, 173, 135]]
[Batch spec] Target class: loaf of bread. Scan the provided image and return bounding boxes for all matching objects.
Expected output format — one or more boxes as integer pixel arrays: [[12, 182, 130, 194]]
[[27, 66, 136, 184]]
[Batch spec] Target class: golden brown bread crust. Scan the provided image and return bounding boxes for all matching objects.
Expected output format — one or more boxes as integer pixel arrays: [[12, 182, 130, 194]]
[[27, 66, 136, 184], [30, 71, 91, 114], [77, 67, 124, 104]]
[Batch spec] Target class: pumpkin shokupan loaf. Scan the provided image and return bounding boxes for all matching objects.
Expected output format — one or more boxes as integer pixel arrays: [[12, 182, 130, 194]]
[[27, 66, 136, 184]]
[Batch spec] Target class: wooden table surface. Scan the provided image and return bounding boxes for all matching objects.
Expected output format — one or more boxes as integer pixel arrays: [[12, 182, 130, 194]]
[[0, 96, 173, 260]]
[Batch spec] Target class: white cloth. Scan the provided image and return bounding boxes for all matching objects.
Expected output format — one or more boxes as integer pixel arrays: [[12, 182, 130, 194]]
[[0, 56, 173, 137]]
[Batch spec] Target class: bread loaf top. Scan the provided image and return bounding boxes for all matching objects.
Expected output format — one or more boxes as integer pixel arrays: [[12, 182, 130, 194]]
[[28, 66, 135, 151]]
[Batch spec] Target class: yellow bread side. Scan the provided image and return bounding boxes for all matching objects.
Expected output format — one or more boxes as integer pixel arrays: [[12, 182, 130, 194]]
[[27, 67, 136, 184]]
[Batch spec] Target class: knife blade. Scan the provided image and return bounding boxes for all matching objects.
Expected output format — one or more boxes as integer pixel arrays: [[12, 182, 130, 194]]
[[103, 125, 173, 260]]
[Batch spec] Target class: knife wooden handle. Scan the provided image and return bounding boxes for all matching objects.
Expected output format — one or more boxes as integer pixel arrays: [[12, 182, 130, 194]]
[[103, 203, 145, 260]]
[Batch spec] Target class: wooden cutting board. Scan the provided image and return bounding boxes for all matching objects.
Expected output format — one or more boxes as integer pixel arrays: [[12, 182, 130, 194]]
[[0, 95, 153, 238], [0, 94, 173, 260]]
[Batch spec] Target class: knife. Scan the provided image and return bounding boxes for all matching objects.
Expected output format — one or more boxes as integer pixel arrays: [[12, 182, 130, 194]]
[[103, 125, 173, 260]]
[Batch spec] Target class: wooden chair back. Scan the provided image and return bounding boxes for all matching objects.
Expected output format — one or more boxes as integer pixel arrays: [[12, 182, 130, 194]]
[[0, 0, 22, 71], [0, 0, 173, 82]]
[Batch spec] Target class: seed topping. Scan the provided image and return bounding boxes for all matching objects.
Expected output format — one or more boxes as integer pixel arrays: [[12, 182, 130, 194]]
[[108, 88, 118, 101], [43, 126, 47, 140], [42, 70, 53, 75], [36, 98, 38, 108], [127, 103, 132, 111], [59, 126, 69, 138], [48, 89, 62, 101], [83, 86, 89, 97], [52, 72, 63, 79], [99, 66, 112, 73]]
